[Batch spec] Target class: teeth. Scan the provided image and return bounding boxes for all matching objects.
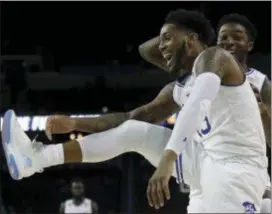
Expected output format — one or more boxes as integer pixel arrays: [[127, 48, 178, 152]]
[[164, 54, 172, 61]]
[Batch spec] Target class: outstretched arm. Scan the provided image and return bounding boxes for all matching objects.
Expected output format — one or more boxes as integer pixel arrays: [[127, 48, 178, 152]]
[[73, 82, 179, 133]]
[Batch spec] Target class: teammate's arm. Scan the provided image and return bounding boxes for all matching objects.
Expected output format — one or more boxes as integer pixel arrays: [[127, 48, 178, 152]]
[[260, 77, 271, 146], [59, 202, 65, 214], [92, 201, 99, 214], [139, 36, 169, 72], [260, 77, 271, 116]]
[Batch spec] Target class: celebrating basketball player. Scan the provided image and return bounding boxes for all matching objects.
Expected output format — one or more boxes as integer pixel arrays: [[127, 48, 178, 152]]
[[1, 9, 270, 213]]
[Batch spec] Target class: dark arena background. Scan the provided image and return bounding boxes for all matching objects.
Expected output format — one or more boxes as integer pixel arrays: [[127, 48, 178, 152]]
[[0, 1, 271, 214]]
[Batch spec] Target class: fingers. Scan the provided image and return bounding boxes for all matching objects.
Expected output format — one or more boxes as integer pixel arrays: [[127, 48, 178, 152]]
[[162, 178, 171, 200], [147, 177, 170, 209], [146, 180, 153, 207]]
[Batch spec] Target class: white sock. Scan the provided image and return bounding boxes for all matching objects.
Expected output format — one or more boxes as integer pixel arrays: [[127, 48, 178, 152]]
[[40, 144, 64, 168], [261, 198, 271, 213], [77, 120, 175, 174]]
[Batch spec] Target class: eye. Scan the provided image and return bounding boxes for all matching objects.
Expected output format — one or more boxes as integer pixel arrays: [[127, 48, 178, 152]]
[[219, 35, 228, 41], [233, 35, 242, 41]]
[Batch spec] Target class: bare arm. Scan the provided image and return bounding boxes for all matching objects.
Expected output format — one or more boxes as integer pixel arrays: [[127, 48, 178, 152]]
[[261, 77, 271, 116], [92, 201, 99, 214], [139, 36, 169, 72], [193, 47, 242, 81], [59, 202, 65, 214], [74, 82, 179, 133], [260, 77, 271, 146]]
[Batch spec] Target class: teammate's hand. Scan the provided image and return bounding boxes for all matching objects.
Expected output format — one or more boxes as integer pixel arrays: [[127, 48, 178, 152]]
[[146, 150, 175, 209], [45, 115, 76, 141], [250, 84, 266, 114]]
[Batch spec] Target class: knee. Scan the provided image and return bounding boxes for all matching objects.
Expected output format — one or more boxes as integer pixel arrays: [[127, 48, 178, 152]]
[[121, 120, 150, 135]]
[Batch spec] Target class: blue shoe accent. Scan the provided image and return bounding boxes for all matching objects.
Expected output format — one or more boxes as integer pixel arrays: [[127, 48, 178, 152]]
[[1, 109, 20, 180], [8, 154, 20, 180], [3, 110, 13, 145]]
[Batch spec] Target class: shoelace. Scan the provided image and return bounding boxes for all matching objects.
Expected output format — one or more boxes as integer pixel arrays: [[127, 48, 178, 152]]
[[31, 134, 44, 173]]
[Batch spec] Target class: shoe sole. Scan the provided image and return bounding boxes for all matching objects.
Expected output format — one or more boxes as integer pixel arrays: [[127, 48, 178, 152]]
[[1, 109, 21, 180]]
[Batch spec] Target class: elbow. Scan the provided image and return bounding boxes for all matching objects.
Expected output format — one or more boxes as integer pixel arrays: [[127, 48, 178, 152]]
[[139, 43, 148, 60]]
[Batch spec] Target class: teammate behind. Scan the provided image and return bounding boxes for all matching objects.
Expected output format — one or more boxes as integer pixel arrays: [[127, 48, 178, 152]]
[[216, 13, 271, 214], [59, 178, 98, 214]]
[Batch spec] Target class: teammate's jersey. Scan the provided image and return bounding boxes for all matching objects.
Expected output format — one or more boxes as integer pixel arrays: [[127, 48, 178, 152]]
[[246, 68, 267, 93], [64, 198, 92, 214], [173, 63, 267, 167]]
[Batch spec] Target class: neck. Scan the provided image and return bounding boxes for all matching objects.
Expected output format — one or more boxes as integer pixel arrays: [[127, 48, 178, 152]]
[[240, 59, 247, 71], [237, 56, 248, 72], [73, 197, 84, 203]]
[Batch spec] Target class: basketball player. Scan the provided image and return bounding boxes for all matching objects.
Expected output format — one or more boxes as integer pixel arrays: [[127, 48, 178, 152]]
[[142, 10, 267, 212], [217, 13, 271, 214], [140, 12, 271, 213], [60, 178, 98, 214], [0, 9, 268, 213]]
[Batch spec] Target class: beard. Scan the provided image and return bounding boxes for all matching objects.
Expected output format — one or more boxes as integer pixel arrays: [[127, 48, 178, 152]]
[[169, 40, 187, 78]]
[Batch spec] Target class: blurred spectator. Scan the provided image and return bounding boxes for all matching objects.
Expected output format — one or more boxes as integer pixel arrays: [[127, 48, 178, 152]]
[[59, 178, 99, 214]]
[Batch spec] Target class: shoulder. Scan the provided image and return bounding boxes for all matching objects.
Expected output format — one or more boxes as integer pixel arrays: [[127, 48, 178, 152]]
[[194, 47, 237, 71], [247, 68, 267, 79], [246, 68, 268, 92], [85, 198, 92, 203], [194, 46, 242, 81], [63, 199, 72, 205], [197, 47, 233, 61]]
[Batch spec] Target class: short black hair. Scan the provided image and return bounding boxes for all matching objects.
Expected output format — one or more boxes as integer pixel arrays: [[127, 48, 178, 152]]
[[217, 13, 257, 42], [164, 9, 215, 46]]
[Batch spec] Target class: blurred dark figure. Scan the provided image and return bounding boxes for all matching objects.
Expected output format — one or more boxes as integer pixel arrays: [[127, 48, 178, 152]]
[[4, 61, 27, 107], [59, 178, 99, 214], [0, 197, 7, 214]]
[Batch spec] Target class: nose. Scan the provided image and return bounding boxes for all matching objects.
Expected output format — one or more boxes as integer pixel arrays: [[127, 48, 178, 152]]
[[225, 37, 235, 46], [159, 42, 167, 53]]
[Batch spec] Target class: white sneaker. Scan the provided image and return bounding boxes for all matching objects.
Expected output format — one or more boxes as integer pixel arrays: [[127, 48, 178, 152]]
[[1, 109, 44, 180]]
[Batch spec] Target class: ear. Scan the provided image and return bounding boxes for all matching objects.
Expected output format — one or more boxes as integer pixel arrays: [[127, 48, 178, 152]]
[[248, 41, 254, 52], [187, 33, 198, 47], [188, 33, 198, 42]]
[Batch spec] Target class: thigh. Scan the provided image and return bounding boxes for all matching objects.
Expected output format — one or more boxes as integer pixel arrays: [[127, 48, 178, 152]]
[[201, 157, 267, 213], [182, 140, 202, 188]]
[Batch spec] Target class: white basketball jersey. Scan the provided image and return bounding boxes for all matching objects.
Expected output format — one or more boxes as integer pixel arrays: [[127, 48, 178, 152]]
[[64, 198, 92, 214], [173, 64, 267, 167], [246, 68, 267, 93]]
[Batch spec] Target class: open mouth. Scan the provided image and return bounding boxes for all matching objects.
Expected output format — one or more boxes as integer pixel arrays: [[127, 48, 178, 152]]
[[163, 53, 173, 68]]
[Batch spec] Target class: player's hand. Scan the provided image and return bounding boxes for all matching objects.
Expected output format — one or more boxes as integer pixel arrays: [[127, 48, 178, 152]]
[[45, 115, 76, 141], [146, 150, 175, 209], [250, 84, 266, 114]]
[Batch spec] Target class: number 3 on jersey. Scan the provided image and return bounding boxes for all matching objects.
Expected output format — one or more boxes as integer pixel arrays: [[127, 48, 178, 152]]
[[197, 116, 211, 137]]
